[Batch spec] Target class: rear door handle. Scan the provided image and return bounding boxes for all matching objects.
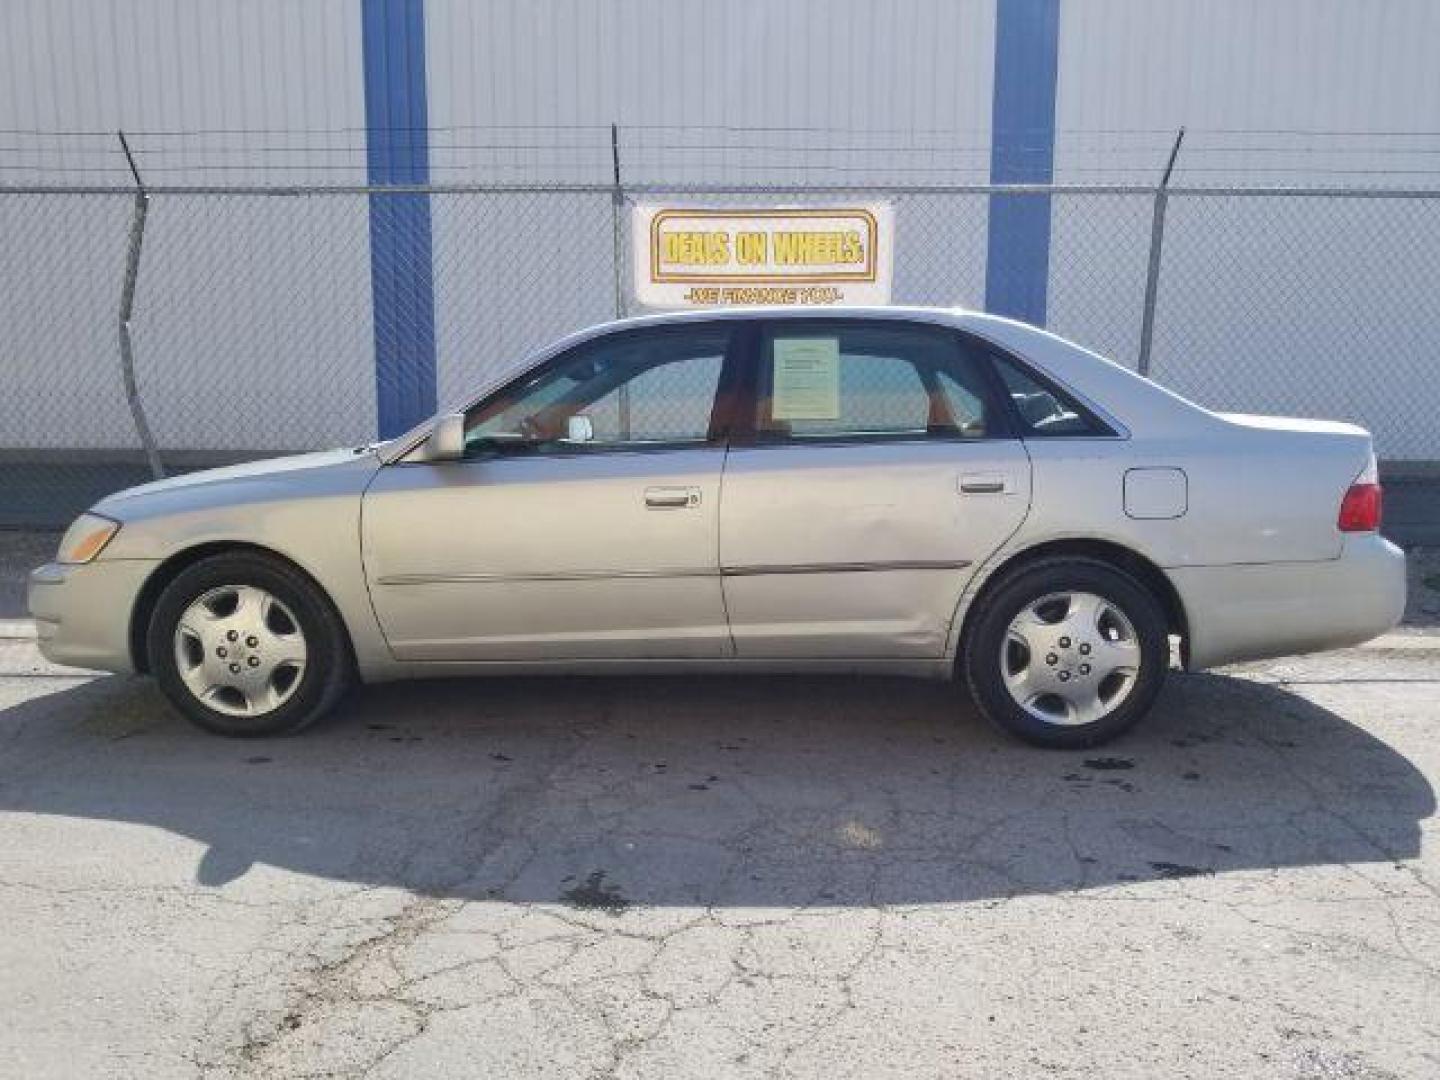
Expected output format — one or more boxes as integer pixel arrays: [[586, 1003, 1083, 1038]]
[[959, 473, 1010, 495], [645, 486, 701, 509]]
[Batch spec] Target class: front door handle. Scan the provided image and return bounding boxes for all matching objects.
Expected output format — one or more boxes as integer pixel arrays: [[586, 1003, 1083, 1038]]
[[645, 486, 701, 509], [960, 473, 1010, 495]]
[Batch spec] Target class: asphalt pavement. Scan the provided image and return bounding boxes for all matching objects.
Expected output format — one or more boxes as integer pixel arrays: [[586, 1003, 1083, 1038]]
[[1, 630, 1438, 1078]]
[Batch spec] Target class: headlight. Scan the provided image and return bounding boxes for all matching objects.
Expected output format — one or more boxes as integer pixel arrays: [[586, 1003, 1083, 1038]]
[[56, 513, 121, 565]]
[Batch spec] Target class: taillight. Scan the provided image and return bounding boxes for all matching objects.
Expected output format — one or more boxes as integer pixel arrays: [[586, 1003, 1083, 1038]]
[[1336, 449, 1382, 535], [1338, 483, 1382, 532], [1339, 453, 1382, 532]]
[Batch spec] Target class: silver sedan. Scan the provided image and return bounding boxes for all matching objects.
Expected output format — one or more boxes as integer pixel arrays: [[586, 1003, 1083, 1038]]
[[29, 308, 1405, 747]]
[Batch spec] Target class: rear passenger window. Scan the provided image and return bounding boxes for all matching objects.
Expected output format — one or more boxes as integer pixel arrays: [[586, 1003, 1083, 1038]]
[[992, 354, 1113, 437], [756, 323, 999, 441]]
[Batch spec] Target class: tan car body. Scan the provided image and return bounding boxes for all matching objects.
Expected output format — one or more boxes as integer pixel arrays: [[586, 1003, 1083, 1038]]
[[30, 307, 1406, 682]]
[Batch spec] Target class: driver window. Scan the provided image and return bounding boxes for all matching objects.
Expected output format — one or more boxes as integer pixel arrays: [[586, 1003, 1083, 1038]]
[[465, 327, 729, 454]]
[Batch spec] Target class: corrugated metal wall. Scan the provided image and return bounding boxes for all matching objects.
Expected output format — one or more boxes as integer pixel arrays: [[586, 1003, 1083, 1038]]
[[423, 0, 999, 407], [4, 0, 1435, 217], [1048, 0, 1440, 459], [0, 0, 376, 452], [0, 0, 368, 185], [1056, 0, 1440, 180], [2, 0, 1439, 457], [425, 0, 996, 184]]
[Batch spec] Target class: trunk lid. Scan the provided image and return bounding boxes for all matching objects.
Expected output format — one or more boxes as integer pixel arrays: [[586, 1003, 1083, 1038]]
[[1210, 412, 1376, 561], [1216, 412, 1370, 440]]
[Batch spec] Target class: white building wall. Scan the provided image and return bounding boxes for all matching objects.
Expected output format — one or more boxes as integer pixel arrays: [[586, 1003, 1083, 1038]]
[[1, 1, 1437, 458], [0, 0, 375, 452], [1054, 0, 1440, 163], [422, 0, 999, 405], [1047, 0, 1440, 459], [0, 0, 369, 186], [424, 0, 997, 184]]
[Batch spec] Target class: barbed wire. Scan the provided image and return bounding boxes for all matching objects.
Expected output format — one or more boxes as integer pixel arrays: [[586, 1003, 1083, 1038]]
[[6, 125, 1440, 187], [6, 121, 1440, 137]]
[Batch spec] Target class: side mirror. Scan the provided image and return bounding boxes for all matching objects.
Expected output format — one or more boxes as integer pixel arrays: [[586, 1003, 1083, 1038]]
[[421, 412, 466, 462], [565, 414, 594, 443]]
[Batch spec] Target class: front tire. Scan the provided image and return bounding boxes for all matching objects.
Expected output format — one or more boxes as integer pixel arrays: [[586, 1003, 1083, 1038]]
[[962, 557, 1169, 748], [146, 552, 352, 737]]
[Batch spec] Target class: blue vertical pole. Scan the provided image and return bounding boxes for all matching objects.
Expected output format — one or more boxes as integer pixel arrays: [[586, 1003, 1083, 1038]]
[[985, 0, 1060, 326], [362, 0, 436, 437]]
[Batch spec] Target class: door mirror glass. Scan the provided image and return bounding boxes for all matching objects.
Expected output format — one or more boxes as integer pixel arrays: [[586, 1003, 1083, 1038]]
[[421, 412, 465, 461], [565, 414, 595, 443]]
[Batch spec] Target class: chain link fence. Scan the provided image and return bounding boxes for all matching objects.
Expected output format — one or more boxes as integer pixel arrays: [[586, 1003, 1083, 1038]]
[[3, 180, 1440, 526]]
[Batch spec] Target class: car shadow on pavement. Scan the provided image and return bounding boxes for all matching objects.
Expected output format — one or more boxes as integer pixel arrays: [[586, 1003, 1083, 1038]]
[[0, 670, 1431, 908]]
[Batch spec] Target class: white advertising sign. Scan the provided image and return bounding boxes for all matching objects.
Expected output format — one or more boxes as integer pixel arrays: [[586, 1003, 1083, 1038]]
[[633, 204, 893, 309]]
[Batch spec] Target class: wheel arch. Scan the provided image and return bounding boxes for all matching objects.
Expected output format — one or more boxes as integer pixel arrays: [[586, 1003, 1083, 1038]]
[[955, 538, 1190, 668], [128, 541, 355, 674]]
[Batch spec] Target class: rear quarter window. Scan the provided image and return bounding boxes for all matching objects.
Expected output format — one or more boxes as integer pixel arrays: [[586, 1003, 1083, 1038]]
[[991, 353, 1115, 437]]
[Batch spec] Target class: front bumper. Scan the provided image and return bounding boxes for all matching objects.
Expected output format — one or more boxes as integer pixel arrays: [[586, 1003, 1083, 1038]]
[[1171, 534, 1407, 670], [27, 558, 159, 672]]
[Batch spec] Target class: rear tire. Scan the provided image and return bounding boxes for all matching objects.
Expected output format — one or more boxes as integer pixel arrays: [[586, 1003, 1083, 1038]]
[[961, 557, 1169, 748], [146, 552, 351, 737]]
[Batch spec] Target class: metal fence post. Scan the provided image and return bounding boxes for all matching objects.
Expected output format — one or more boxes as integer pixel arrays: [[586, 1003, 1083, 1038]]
[[610, 122, 626, 322], [116, 130, 164, 479], [1136, 127, 1185, 378], [610, 122, 632, 435]]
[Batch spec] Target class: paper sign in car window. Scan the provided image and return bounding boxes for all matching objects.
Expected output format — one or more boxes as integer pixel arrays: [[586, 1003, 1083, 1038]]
[[772, 338, 841, 420]]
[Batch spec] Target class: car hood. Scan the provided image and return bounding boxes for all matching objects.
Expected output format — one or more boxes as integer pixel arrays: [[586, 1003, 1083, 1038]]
[[96, 448, 380, 515]]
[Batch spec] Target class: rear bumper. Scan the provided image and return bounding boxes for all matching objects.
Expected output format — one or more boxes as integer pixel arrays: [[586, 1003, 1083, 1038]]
[[1172, 534, 1407, 670], [27, 559, 158, 672]]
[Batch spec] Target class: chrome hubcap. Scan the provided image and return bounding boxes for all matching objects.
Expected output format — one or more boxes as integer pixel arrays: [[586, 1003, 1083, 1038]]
[[173, 586, 307, 717], [1001, 590, 1140, 726]]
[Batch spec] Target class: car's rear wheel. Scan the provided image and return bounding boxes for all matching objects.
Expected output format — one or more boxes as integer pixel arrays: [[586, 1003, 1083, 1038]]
[[962, 557, 1169, 748], [146, 552, 351, 736]]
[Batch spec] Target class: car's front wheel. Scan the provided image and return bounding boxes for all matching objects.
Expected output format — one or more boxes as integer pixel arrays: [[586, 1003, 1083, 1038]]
[[146, 552, 351, 736], [962, 557, 1169, 748]]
